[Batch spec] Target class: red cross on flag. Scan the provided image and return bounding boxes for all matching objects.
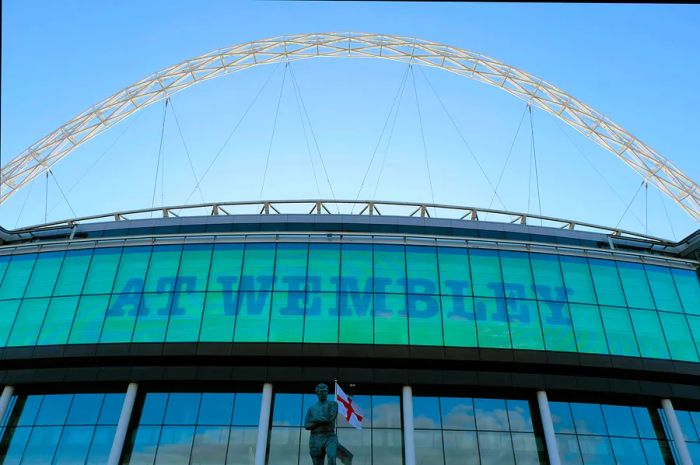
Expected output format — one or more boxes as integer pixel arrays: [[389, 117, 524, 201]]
[[335, 382, 363, 430]]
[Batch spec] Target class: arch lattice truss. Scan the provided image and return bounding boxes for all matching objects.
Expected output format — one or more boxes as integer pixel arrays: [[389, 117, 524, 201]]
[[2, 32, 699, 222]]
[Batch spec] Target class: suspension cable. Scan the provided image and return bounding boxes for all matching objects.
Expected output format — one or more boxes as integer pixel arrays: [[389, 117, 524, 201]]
[[410, 65, 436, 212], [529, 106, 543, 220], [168, 98, 205, 203], [151, 99, 169, 210], [48, 170, 77, 218], [14, 181, 35, 228], [259, 63, 288, 199], [289, 65, 322, 199], [616, 179, 646, 229], [44, 171, 49, 224], [487, 104, 528, 211], [658, 189, 677, 240]]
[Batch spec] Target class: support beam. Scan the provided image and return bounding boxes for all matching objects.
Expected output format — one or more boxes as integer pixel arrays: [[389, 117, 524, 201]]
[[402, 385, 416, 465], [0, 385, 15, 423], [536, 390, 561, 465], [661, 398, 693, 465], [107, 382, 138, 465], [254, 383, 274, 465]]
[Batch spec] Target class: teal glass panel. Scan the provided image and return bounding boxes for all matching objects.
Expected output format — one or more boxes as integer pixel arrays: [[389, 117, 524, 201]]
[[24, 251, 65, 298], [500, 251, 536, 300], [274, 243, 308, 292], [307, 244, 340, 293], [199, 292, 237, 342], [0, 256, 10, 287], [100, 293, 140, 343], [268, 291, 305, 342], [570, 303, 608, 355], [304, 292, 339, 343], [645, 265, 683, 312], [37, 296, 79, 345], [7, 298, 50, 346], [374, 293, 408, 344], [208, 243, 244, 293], [589, 259, 626, 307], [441, 295, 477, 347], [617, 262, 655, 310], [560, 256, 597, 304], [629, 309, 670, 359], [177, 244, 213, 292], [475, 297, 510, 348], [165, 291, 206, 342], [671, 268, 700, 315], [406, 246, 439, 296], [539, 301, 577, 352], [659, 312, 698, 361], [234, 291, 272, 342], [53, 249, 93, 297], [437, 247, 471, 296], [507, 299, 544, 350], [0, 300, 21, 346], [470, 249, 504, 298], [113, 246, 151, 294], [83, 248, 122, 295], [339, 292, 373, 344], [240, 243, 275, 292], [531, 253, 566, 302], [131, 293, 172, 342], [408, 294, 442, 346], [144, 245, 182, 292], [341, 244, 373, 293], [68, 295, 110, 344], [0, 253, 36, 300], [600, 306, 639, 357], [374, 245, 406, 294], [688, 315, 700, 357]]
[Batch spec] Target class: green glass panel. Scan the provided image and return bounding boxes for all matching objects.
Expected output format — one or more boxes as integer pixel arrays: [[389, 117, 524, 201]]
[[7, 298, 50, 346], [341, 244, 373, 294], [507, 299, 544, 350], [374, 293, 407, 344], [24, 251, 65, 298], [274, 244, 308, 292], [569, 304, 608, 355], [208, 243, 244, 293], [307, 244, 340, 293], [500, 251, 536, 300], [177, 244, 213, 292], [304, 292, 339, 343], [166, 291, 206, 342], [82, 248, 122, 295], [539, 301, 577, 352], [437, 247, 471, 296], [672, 268, 700, 315], [144, 246, 182, 292], [0, 256, 10, 287], [408, 294, 442, 346], [617, 262, 654, 309], [37, 297, 79, 345], [560, 256, 597, 304], [470, 250, 504, 298], [659, 312, 698, 362], [0, 253, 37, 300], [131, 293, 171, 342], [268, 291, 305, 342], [234, 291, 271, 342], [374, 245, 406, 294], [406, 246, 439, 296], [441, 295, 477, 347], [0, 300, 21, 346], [100, 293, 140, 343], [53, 249, 93, 297], [530, 253, 566, 302], [600, 306, 639, 357], [339, 292, 373, 344], [68, 295, 110, 344], [629, 309, 670, 359], [113, 246, 152, 294], [589, 259, 626, 307], [199, 292, 237, 342], [687, 315, 700, 358], [240, 243, 275, 292], [475, 297, 510, 348], [645, 265, 683, 313]]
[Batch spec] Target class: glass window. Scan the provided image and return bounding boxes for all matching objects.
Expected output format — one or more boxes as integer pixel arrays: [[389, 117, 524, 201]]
[[478, 431, 515, 465], [199, 292, 236, 342], [500, 251, 536, 300], [240, 243, 276, 292], [53, 249, 93, 297], [139, 393, 168, 425], [589, 259, 626, 307], [164, 393, 201, 425], [645, 265, 683, 313], [443, 430, 479, 465], [688, 315, 700, 358], [441, 295, 477, 348], [341, 244, 373, 294], [577, 435, 615, 465], [24, 251, 65, 298], [176, 244, 213, 293], [560, 256, 597, 305], [36, 394, 73, 425], [272, 394, 302, 426], [475, 398, 510, 431], [208, 243, 244, 293], [600, 306, 639, 357], [438, 247, 471, 297], [671, 268, 700, 315], [304, 292, 339, 343], [530, 253, 566, 302], [570, 403, 607, 436], [617, 262, 655, 310], [550, 403, 576, 434], [68, 295, 110, 344], [413, 396, 441, 429], [144, 245, 182, 293], [539, 301, 576, 352], [232, 393, 262, 426], [475, 298, 510, 349], [131, 293, 172, 343], [198, 393, 234, 425], [101, 293, 140, 343], [507, 299, 544, 350], [339, 292, 373, 344], [629, 309, 670, 359], [0, 256, 10, 289], [470, 249, 504, 298], [374, 293, 408, 344], [601, 405, 638, 438], [234, 291, 272, 342], [307, 243, 340, 293], [67, 394, 103, 425], [37, 296, 79, 345], [82, 248, 121, 295], [569, 304, 608, 355], [0, 300, 20, 346], [374, 245, 406, 294], [372, 396, 401, 429], [0, 253, 37, 300], [154, 425, 195, 465], [165, 291, 206, 343], [7, 298, 50, 347], [408, 294, 442, 346], [406, 246, 439, 296], [441, 397, 475, 430], [269, 291, 305, 343], [659, 312, 698, 362], [113, 246, 152, 294], [274, 243, 308, 293]]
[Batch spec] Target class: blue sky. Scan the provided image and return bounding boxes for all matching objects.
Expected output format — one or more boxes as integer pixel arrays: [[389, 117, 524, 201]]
[[2, 1, 699, 239]]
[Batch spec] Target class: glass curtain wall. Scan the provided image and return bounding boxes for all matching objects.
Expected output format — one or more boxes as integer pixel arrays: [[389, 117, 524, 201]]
[[659, 407, 700, 464]]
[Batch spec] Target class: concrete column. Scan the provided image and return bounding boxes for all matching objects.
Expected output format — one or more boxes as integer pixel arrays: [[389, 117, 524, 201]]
[[537, 391, 561, 465], [254, 383, 274, 465], [107, 382, 138, 465], [402, 385, 416, 465], [0, 385, 15, 423], [661, 398, 693, 465]]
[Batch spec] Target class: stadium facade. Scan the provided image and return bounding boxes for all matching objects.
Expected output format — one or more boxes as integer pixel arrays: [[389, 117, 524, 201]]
[[0, 200, 698, 465]]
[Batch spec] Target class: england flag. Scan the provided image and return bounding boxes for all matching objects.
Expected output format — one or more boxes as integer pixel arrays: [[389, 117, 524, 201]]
[[335, 382, 363, 430]]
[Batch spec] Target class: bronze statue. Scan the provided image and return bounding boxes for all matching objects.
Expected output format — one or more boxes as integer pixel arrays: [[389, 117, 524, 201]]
[[305, 383, 353, 465]]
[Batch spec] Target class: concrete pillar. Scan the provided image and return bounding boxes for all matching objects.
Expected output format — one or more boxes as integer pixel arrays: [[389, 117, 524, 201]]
[[661, 398, 693, 465], [402, 385, 416, 465], [254, 383, 274, 465], [0, 385, 15, 423], [537, 391, 561, 465], [107, 382, 138, 465]]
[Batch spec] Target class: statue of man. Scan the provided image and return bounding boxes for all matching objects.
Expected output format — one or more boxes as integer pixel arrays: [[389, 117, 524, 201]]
[[305, 383, 338, 465]]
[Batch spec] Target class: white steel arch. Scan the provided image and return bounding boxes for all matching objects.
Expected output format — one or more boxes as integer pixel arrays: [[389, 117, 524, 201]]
[[2, 32, 698, 221]]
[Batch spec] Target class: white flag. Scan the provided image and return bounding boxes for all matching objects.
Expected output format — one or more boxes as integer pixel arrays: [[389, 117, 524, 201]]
[[335, 382, 363, 430]]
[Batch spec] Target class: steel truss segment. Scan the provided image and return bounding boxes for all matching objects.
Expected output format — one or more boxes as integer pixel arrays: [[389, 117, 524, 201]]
[[1, 32, 698, 223]]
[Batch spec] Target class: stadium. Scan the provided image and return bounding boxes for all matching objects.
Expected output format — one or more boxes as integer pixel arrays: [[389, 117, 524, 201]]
[[0, 33, 699, 465]]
